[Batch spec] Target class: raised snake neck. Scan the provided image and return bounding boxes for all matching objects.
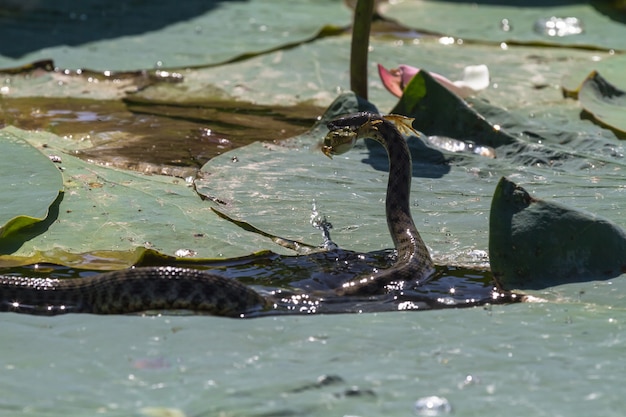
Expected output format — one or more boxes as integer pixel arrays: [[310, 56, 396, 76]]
[[0, 112, 434, 316], [323, 112, 434, 295]]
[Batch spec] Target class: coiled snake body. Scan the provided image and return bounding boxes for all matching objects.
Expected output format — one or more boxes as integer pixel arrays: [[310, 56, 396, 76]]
[[0, 112, 435, 316]]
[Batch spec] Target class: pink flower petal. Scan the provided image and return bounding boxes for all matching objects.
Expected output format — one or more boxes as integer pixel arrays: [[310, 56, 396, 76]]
[[377, 63, 405, 98], [378, 63, 489, 99]]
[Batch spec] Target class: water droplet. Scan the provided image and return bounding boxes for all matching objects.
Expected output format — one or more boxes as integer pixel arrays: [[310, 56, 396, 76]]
[[414, 396, 452, 416], [500, 18, 512, 32], [174, 248, 197, 258], [458, 374, 481, 389]]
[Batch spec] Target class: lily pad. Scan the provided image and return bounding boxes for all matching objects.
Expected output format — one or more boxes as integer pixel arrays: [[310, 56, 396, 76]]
[[489, 176, 626, 290], [578, 70, 626, 136], [0, 126, 308, 269], [0, 130, 62, 240], [391, 69, 517, 148], [561, 53, 626, 98], [382, 1, 626, 51], [0, 0, 350, 71]]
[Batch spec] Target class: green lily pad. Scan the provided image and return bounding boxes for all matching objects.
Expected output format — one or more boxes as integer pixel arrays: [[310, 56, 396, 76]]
[[578, 70, 626, 136], [391, 70, 518, 147], [0, 130, 62, 240], [0, 1, 350, 71], [0, 93, 375, 269], [0, 125, 305, 269], [489, 176, 626, 290], [382, 1, 626, 51], [561, 54, 626, 98], [194, 92, 379, 249]]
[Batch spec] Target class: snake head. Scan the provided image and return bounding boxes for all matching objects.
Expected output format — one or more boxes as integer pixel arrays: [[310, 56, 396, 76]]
[[326, 112, 375, 131]]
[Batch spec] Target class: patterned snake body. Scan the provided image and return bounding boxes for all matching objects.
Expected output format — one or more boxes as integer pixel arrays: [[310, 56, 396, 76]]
[[0, 267, 269, 316], [0, 112, 435, 316], [323, 112, 435, 294]]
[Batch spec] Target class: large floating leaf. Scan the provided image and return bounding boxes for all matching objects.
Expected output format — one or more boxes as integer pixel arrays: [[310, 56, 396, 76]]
[[489, 177, 626, 290], [0, 126, 307, 269], [0, 0, 350, 71], [390, 70, 518, 148], [578, 71, 626, 136], [0, 130, 62, 240], [382, 0, 626, 51], [561, 53, 626, 98]]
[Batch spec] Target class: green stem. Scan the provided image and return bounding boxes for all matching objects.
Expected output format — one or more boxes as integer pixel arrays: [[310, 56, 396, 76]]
[[350, 0, 375, 100]]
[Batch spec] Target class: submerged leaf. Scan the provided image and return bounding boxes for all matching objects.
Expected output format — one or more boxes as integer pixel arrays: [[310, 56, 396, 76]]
[[0, 96, 318, 178], [489, 177, 626, 290]]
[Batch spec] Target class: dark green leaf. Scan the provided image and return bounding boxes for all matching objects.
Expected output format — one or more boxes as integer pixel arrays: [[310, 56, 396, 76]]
[[0, 131, 62, 241], [391, 70, 517, 147], [489, 177, 626, 290], [579, 70, 626, 136]]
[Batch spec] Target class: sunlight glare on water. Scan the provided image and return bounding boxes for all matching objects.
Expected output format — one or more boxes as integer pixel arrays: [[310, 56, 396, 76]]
[[414, 396, 452, 416]]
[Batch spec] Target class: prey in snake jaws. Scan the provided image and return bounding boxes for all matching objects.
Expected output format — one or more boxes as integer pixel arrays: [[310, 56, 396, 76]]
[[0, 112, 511, 316]]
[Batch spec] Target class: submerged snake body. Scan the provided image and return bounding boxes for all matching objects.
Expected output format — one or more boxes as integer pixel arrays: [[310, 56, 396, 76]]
[[0, 112, 434, 316]]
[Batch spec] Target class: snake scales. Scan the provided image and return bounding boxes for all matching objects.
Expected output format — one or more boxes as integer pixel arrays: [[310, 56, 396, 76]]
[[0, 112, 435, 316]]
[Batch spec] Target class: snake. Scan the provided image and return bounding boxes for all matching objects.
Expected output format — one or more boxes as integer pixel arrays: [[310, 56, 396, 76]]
[[0, 112, 435, 316]]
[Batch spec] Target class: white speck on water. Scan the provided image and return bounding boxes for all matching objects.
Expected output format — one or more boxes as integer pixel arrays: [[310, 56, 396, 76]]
[[414, 396, 452, 416]]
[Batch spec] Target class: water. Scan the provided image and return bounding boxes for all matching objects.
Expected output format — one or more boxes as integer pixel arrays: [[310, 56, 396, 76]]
[[1, 302, 624, 417], [414, 396, 452, 416]]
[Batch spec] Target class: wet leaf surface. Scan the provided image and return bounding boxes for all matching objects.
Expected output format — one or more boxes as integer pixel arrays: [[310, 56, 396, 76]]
[[0, 0, 350, 70], [489, 177, 626, 290], [578, 70, 626, 136], [0, 96, 319, 177], [0, 130, 62, 238], [383, 0, 626, 51]]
